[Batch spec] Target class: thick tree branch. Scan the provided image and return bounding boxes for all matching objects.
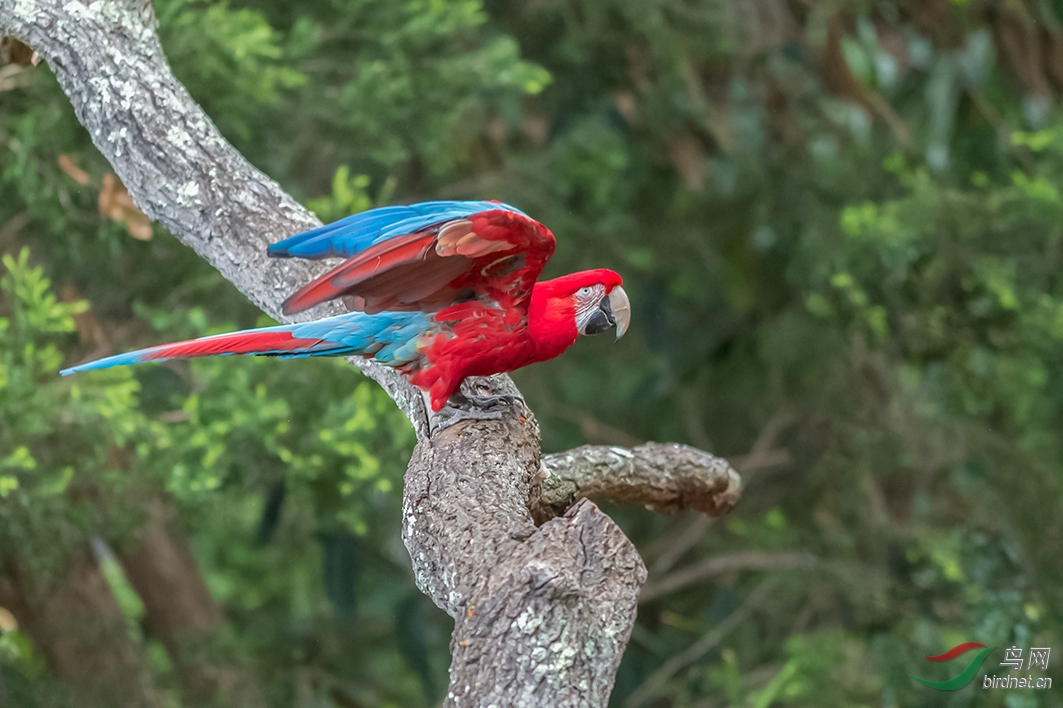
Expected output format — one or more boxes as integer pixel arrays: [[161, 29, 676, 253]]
[[0, 2, 740, 704], [401, 406, 646, 705], [533, 443, 742, 523]]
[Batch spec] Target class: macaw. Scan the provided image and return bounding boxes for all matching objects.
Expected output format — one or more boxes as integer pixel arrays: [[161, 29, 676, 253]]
[[61, 200, 630, 428]]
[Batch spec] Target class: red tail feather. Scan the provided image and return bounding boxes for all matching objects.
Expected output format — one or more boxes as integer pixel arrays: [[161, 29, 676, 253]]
[[142, 331, 317, 360]]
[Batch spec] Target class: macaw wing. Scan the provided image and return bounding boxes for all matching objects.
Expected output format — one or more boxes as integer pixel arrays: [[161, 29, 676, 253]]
[[274, 201, 556, 316], [267, 200, 529, 260]]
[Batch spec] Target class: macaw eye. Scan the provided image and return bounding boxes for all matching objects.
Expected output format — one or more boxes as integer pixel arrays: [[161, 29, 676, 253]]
[[578, 286, 592, 296]]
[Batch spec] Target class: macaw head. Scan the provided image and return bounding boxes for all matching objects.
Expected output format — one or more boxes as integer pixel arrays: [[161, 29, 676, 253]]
[[534, 268, 630, 341], [573, 271, 631, 341]]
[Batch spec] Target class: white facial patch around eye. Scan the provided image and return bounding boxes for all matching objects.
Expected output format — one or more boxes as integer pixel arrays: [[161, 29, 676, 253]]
[[574, 283, 607, 331]]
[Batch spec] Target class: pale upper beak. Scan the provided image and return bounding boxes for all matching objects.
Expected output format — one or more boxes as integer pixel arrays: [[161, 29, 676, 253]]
[[608, 285, 631, 340]]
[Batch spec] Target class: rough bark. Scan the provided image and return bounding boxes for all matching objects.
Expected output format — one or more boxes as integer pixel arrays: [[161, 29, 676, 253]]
[[532, 442, 742, 523], [116, 500, 265, 708], [0, 549, 161, 708], [0, 2, 741, 705], [403, 405, 646, 706]]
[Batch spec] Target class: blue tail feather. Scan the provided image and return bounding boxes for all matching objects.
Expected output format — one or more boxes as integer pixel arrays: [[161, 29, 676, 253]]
[[60, 311, 432, 376]]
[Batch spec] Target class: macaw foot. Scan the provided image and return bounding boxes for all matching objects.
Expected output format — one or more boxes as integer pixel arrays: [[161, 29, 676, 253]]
[[429, 404, 503, 433], [429, 392, 525, 434], [454, 392, 525, 410]]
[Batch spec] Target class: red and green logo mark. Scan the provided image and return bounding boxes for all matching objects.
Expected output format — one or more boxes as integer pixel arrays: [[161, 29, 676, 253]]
[[909, 642, 997, 690]]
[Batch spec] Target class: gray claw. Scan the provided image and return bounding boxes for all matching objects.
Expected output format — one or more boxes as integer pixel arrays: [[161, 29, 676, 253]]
[[462, 393, 524, 410], [430, 404, 504, 434], [428, 391, 525, 434]]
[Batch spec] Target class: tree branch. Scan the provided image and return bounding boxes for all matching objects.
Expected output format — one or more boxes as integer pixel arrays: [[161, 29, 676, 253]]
[[623, 576, 781, 708], [639, 550, 817, 604], [1, 2, 741, 704], [533, 443, 741, 523]]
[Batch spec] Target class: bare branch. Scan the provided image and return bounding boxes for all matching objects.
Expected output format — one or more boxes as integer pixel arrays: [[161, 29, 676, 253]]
[[533, 443, 742, 523], [648, 514, 717, 575], [645, 411, 795, 575], [640, 551, 817, 604], [623, 576, 781, 708]]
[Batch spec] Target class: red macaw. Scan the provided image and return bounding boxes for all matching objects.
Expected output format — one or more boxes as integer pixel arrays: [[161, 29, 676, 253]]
[[61, 200, 630, 428]]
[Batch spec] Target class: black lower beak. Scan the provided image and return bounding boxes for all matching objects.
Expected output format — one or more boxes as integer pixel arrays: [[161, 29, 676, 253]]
[[583, 299, 617, 336]]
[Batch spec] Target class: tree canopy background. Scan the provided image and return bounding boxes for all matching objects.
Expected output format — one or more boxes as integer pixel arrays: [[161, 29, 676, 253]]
[[2, 0, 1062, 706]]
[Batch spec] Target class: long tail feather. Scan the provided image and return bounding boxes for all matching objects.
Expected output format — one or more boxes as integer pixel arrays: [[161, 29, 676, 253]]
[[60, 325, 345, 376]]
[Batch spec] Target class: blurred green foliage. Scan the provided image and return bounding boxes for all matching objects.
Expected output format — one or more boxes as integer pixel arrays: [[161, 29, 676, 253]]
[[3, 0, 1063, 706]]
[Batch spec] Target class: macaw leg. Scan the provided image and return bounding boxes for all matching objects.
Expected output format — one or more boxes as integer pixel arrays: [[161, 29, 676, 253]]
[[428, 390, 523, 434]]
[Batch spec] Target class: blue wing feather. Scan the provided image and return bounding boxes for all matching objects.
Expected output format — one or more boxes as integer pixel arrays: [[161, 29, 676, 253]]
[[268, 200, 528, 260]]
